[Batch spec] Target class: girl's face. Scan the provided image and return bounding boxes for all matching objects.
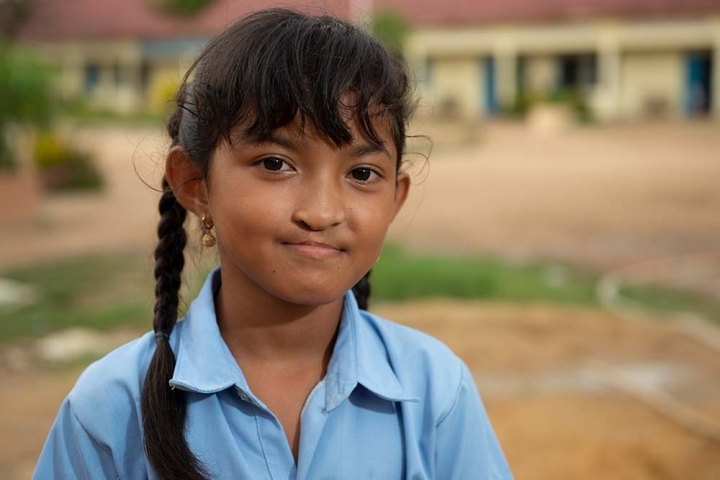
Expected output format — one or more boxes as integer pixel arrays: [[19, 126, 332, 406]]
[[189, 115, 409, 307]]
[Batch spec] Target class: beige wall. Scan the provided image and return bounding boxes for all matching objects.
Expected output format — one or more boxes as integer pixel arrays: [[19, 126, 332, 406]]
[[619, 51, 684, 119], [407, 17, 720, 121], [30, 40, 146, 112], [714, 21, 720, 117], [523, 56, 557, 95], [426, 57, 482, 118], [27, 37, 206, 114], [23, 16, 720, 120], [408, 18, 720, 59]]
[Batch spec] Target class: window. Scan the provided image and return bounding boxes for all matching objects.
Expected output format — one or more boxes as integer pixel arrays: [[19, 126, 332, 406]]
[[84, 63, 100, 94]]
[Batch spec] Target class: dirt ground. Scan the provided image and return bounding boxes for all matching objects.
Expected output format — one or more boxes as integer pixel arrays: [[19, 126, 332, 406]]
[[379, 301, 720, 480], [2, 120, 720, 479]]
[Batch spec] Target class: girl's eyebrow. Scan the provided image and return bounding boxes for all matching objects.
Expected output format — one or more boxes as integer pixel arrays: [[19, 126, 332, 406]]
[[254, 134, 393, 164], [348, 143, 393, 163]]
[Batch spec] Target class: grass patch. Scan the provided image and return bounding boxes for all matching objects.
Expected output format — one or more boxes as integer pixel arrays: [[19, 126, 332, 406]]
[[373, 245, 600, 305], [372, 245, 720, 322], [619, 284, 720, 321], [0, 254, 153, 344], [2, 247, 719, 344]]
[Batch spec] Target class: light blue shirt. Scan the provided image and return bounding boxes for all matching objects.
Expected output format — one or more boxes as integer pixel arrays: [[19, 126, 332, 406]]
[[35, 269, 512, 479]]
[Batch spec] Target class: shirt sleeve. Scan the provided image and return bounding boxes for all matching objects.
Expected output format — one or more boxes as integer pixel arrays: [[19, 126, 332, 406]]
[[33, 398, 118, 480], [435, 362, 513, 480]]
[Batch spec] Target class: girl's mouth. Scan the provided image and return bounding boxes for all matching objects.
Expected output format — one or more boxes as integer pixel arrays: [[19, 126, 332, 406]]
[[283, 241, 344, 259]]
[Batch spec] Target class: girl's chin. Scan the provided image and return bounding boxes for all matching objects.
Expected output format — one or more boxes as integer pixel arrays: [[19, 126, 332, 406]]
[[273, 288, 349, 307]]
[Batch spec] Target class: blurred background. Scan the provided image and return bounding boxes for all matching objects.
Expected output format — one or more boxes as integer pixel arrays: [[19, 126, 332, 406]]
[[2, 0, 720, 478]]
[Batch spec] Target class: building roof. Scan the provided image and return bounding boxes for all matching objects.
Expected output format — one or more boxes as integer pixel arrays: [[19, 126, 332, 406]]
[[16, 0, 350, 41], [373, 0, 720, 27], [16, 0, 720, 42]]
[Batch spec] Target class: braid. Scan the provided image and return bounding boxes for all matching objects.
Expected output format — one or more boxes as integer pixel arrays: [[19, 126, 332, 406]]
[[352, 269, 372, 310], [141, 178, 209, 479]]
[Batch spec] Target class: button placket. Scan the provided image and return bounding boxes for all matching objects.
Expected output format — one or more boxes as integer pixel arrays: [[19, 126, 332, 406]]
[[236, 388, 256, 406]]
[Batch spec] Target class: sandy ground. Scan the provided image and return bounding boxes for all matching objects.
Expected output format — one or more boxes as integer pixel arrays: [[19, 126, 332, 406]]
[[378, 301, 720, 480], [1, 120, 720, 479], [3, 301, 719, 480]]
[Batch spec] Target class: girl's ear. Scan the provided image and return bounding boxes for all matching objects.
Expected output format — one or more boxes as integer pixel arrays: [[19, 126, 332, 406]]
[[165, 146, 208, 216], [391, 172, 411, 221]]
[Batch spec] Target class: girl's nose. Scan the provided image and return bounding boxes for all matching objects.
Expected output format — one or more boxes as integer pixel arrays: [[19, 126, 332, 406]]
[[291, 178, 346, 231]]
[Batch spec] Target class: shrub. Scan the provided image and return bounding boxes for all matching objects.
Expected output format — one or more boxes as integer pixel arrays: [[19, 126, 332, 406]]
[[510, 88, 593, 123], [35, 133, 103, 191], [150, 77, 181, 116], [158, 0, 213, 17]]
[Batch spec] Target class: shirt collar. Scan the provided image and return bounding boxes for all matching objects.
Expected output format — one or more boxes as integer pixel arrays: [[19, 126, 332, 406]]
[[169, 269, 244, 394], [325, 291, 419, 411], [169, 268, 418, 408]]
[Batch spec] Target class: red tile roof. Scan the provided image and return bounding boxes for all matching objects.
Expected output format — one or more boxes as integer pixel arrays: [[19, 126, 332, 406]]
[[17, 0, 720, 42], [17, 0, 350, 41], [374, 0, 720, 27]]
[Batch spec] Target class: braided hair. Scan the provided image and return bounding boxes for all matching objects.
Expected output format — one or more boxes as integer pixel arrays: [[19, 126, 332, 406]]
[[141, 9, 414, 478]]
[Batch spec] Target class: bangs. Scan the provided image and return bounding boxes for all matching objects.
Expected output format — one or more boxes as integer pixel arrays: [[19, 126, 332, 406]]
[[178, 9, 412, 164]]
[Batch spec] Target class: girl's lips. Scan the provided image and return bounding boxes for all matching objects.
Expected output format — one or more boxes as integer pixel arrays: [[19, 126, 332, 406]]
[[283, 241, 343, 259]]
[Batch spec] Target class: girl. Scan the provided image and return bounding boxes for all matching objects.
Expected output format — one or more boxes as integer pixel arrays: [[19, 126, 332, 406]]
[[34, 9, 511, 480]]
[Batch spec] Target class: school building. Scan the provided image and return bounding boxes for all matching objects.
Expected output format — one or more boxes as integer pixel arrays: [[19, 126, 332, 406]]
[[14, 0, 351, 113], [384, 0, 720, 121], [16, 0, 720, 121]]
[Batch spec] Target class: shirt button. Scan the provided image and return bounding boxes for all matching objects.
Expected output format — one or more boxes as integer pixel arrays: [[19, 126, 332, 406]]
[[239, 392, 249, 402]]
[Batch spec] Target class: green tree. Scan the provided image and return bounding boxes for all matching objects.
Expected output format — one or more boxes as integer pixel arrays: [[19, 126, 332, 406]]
[[0, 0, 33, 39], [371, 11, 410, 56], [163, 0, 213, 17], [0, 43, 54, 170]]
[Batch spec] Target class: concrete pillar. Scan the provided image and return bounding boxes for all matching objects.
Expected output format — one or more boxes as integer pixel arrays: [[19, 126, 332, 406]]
[[406, 42, 428, 86], [597, 40, 622, 121], [96, 63, 114, 107], [405, 40, 434, 115], [713, 36, 720, 118], [123, 60, 143, 112], [494, 41, 517, 111], [62, 51, 84, 102]]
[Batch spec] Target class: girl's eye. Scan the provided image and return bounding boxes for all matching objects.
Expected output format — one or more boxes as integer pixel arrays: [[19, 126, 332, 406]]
[[349, 167, 379, 183], [260, 157, 289, 171]]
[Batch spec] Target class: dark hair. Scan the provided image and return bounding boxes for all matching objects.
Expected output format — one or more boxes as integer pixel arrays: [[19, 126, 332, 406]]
[[142, 8, 415, 479]]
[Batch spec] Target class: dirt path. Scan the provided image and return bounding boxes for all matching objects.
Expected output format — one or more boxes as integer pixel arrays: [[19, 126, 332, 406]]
[[394, 121, 720, 265], [3, 120, 720, 275], [0, 366, 87, 479], [392, 120, 720, 301], [378, 300, 720, 480], [0, 125, 165, 271]]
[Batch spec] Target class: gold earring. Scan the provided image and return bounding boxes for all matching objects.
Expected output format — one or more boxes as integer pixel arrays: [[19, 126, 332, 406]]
[[201, 214, 216, 247]]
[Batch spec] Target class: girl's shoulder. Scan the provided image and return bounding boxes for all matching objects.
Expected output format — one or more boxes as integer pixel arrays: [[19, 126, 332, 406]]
[[38, 326, 189, 478], [64, 321, 189, 433], [360, 309, 458, 362], [66, 333, 151, 419]]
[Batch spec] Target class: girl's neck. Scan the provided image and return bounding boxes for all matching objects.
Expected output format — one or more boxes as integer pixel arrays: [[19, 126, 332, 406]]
[[214, 267, 344, 368]]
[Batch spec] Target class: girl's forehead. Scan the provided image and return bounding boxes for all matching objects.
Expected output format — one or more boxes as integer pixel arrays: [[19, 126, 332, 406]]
[[221, 114, 396, 167], [231, 109, 394, 150]]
